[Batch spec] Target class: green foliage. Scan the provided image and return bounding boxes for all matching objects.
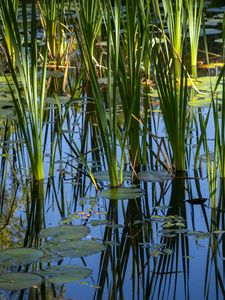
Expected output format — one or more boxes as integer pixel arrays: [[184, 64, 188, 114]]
[[0, 0, 48, 181], [152, 37, 188, 172], [185, 0, 204, 78]]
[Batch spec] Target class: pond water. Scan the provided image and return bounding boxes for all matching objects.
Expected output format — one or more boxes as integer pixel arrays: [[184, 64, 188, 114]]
[[1, 1, 225, 300]]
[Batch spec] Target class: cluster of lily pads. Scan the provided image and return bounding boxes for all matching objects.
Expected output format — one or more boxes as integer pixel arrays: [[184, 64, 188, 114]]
[[0, 225, 104, 291]]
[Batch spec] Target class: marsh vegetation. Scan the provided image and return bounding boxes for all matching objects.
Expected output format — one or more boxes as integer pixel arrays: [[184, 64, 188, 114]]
[[0, 0, 225, 299]]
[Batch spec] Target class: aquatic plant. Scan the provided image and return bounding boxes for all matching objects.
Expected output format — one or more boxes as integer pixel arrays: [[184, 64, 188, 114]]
[[213, 14, 225, 178], [0, 0, 47, 181], [74, 0, 120, 187], [185, 0, 204, 78], [38, 0, 71, 67], [152, 35, 188, 172], [0, 0, 19, 68], [160, 0, 187, 77], [117, 0, 151, 169]]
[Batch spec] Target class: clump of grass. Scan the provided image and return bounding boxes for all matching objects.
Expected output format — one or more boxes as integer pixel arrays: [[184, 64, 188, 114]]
[[152, 33, 188, 172], [0, 0, 48, 181], [161, 0, 187, 78], [185, 0, 204, 78]]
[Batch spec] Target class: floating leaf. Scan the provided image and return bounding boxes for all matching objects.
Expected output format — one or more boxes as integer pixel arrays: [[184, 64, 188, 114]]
[[0, 248, 44, 266], [93, 170, 131, 181], [106, 223, 123, 229], [41, 265, 92, 284], [45, 96, 70, 105], [40, 225, 89, 241], [97, 77, 109, 84], [163, 248, 173, 255], [150, 250, 161, 257], [185, 198, 207, 205], [163, 222, 174, 228], [189, 97, 211, 108], [99, 187, 143, 200], [151, 215, 164, 221], [175, 222, 186, 227], [183, 256, 194, 260], [136, 170, 172, 182], [199, 28, 221, 36], [154, 205, 171, 210], [213, 230, 225, 234], [0, 272, 42, 290], [50, 239, 104, 258], [198, 153, 215, 162], [49, 70, 64, 78], [188, 232, 212, 240]]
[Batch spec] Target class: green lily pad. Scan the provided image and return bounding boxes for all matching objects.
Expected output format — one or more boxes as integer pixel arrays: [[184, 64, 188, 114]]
[[198, 153, 215, 162], [195, 76, 222, 92], [40, 225, 89, 241], [93, 170, 132, 181], [189, 97, 211, 107], [207, 6, 225, 13], [163, 248, 173, 255], [99, 187, 143, 200], [0, 272, 42, 290], [136, 170, 172, 182], [50, 239, 104, 258], [0, 248, 44, 266], [48, 70, 65, 78], [185, 198, 207, 204], [199, 28, 221, 36], [41, 265, 92, 283], [45, 96, 70, 105]]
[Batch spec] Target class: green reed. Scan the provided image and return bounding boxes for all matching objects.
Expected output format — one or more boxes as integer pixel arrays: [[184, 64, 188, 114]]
[[74, 0, 120, 187], [213, 13, 225, 178], [0, 0, 19, 68], [38, 0, 70, 67], [152, 33, 188, 172], [117, 0, 151, 170], [185, 0, 204, 78], [161, 0, 187, 78], [0, 0, 47, 181], [74, 0, 102, 59]]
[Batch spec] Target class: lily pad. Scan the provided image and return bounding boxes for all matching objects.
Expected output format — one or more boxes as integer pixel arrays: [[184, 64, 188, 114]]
[[99, 187, 143, 200], [0, 272, 42, 290], [136, 170, 172, 182], [49, 70, 64, 78], [40, 225, 89, 241], [50, 239, 104, 258], [198, 153, 215, 162], [41, 265, 92, 283], [0, 248, 44, 266], [45, 96, 70, 105], [93, 170, 132, 181], [188, 97, 211, 108], [185, 198, 207, 205]]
